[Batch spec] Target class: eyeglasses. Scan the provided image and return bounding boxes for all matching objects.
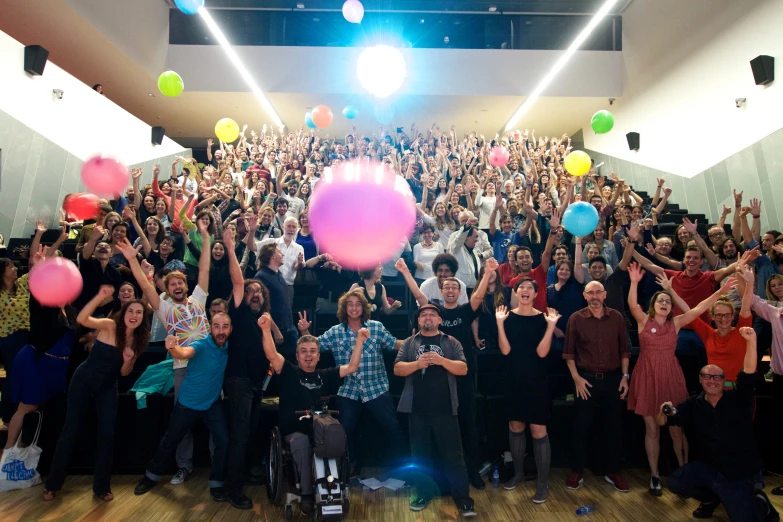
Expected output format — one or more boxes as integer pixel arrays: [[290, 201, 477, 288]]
[[655, 299, 672, 305], [708, 232, 726, 238], [584, 290, 605, 296], [712, 313, 733, 319], [699, 373, 725, 381]]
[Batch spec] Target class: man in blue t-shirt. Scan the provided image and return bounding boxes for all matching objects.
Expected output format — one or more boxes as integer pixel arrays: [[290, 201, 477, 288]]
[[134, 313, 232, 502]]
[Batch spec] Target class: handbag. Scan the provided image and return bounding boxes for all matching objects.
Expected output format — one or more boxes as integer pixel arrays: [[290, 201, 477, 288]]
[[0, 411, 43, 491]]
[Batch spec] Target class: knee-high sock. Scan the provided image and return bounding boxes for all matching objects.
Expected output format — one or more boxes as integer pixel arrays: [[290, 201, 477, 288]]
[[509, 431, 526, 479], [533, 435, 551, 487]]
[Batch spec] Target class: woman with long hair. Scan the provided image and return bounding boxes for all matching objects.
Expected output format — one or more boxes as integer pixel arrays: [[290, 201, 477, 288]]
[[350, 265, 402, 321], [495, 278, 560, 503], [498, 245, 519, 287], [546, 245, 586, 344], [180, 205, 216, 290], [43, 285, 150, 501], [627, 264, 739, 496], [154, 198, 171, 232], [431, 202, 456, 249], [473, 261, 508, 352]]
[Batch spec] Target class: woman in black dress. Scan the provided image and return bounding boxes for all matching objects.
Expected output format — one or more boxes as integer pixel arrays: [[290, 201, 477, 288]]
[[350, 265, 401, 321], [496, 277, 559, 504]]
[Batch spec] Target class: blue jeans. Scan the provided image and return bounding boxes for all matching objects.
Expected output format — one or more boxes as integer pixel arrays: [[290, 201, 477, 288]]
[[336, 393, 406, 467], [145, 400, 229, 488], [668, 461, 765, 522]]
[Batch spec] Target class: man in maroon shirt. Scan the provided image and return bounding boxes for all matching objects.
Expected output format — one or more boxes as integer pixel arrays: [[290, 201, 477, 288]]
[[563, 280, 630, 493]]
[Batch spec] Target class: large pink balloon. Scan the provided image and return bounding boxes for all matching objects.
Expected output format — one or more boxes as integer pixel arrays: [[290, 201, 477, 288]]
[[309, 160, 416, 270], [489, 145, 510, 167], [29, 257, 83, 307], [81, 156, 130, 195]]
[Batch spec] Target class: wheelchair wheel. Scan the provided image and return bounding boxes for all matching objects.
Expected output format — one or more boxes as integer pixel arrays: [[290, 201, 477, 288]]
[[266, 426, 284, 506]]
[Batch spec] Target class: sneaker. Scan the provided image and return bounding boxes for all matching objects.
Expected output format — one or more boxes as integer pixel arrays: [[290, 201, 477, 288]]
[[228, 489, 253, 510], [693, 500, 720, 519], [300, 494, 315, 516], [409, 497, 432, 512], [170, 467, 192, 485], [649, 476, 662, 496], [459, 503, 477, 518], [765, 368, 774, 381], [773, 486, 783, 496], [210, 487, 228, 502], [134, 476, 157, 496], [605, 473, 630, 493], [469, 471, 486, 490], [532, 485, 548, 504], [566, 472, 584, 490], [757, 490, 780, 522], [504, 475, 524, 490]]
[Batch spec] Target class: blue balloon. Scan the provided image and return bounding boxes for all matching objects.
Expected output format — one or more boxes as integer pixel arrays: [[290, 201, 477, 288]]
[[174, 0, 204, 15], [342, 105, 359, 119], [305, 112, 317, 129], [562, 201, 599, 237]]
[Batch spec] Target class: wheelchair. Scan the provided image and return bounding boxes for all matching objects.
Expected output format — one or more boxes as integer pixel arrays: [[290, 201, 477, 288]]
[[266, 408, 351, 520]]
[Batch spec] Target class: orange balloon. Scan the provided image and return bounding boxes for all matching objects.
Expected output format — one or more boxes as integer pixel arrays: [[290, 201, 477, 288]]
[[311, 105, 333, 128]]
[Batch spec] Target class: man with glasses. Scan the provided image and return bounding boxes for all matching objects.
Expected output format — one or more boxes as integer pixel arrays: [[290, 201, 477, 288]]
[[563, 280, 631, 493], [658, 328, 778, 522]]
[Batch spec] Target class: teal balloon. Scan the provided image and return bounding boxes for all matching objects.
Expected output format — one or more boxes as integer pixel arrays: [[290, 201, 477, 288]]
[[157, 70, 184, 97], [174, 0, 203, 15], [305, 112, 317, 129], [562, 202, 599, 237], [342, 105, 359, 119], [591, 110, 615, 134]]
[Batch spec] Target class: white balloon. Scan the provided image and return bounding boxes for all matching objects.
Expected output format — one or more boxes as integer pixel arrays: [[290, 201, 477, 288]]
[[342, 0, 364, 24]]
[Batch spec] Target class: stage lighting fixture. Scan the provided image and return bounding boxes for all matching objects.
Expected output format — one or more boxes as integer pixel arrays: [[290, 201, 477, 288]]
[[357, 46, 406, 99]]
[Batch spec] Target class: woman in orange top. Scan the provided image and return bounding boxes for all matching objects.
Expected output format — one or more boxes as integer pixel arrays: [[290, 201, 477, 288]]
[[689, 263, 755, 384]]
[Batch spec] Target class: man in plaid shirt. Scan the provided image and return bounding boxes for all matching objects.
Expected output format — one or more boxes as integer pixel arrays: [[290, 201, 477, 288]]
[[297, 288, 405, 469]]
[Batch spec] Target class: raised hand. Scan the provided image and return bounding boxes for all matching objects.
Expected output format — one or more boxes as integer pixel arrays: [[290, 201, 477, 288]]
[[733, 189, 743, 207], [663, 187, 672, 197], [247, 214, 259, 232], [722, 204, 732, 216], [736, 262, 754, 284], [222, 229, 235, 251], [98, 284, 115, 301], [132, 168, 143, 180], [719, 278, 738, 295], [682, 217, 698, 235], [547, 207, 561, 229], [739, 326, 756, 341], [545, 308, 562, 325], [654, 272, 672, 292], [628, 262, 645, 283], [485, 257, 499, 272], [165, 335, 178, 351], [395, 258, 410, 274], [116, 237, 140, 260], [36, 220, 48, 233], [750, 198, 761, 217], [297, 311, 312, 332], [626, 223, 640, 242], [495, 305, 509, 323], [357, 327, 371, 342], [257, 313, 272, 331], [141, 259, 154, 278]]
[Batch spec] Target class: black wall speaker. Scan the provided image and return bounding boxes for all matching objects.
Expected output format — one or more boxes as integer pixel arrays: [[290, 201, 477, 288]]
[[24, 45, 49, 76], [151, 126, 166, 146], [626, 132, 640, 151], [750, 55, 774, 85]]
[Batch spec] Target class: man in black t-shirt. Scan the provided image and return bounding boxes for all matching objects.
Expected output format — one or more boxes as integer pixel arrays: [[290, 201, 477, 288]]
[[397, 257, 498, 489], [260, 313, 365, 517]]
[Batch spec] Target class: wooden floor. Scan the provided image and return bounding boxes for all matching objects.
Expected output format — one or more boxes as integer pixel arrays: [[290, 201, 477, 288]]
[[0, 468, 780, 521]]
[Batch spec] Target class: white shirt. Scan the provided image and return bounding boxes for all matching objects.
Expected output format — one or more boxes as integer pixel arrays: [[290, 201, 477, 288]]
[[286, 196, 305, 219], [413, 242, 445, 279], [419, 277, 468, 306], [256, 236, 303, 285]]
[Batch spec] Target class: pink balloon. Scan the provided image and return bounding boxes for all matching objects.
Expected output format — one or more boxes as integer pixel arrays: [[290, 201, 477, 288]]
[[81, 156, 130, 195], [489, 145, 510, 168], [309, 160, 416, 270], [29, 257, 83, 307], [342, 0, 364, 23]]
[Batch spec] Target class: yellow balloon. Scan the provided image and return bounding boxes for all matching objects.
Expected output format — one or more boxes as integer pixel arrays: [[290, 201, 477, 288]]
[[563, 150, 591, 177], [215, 118, 240, 143]]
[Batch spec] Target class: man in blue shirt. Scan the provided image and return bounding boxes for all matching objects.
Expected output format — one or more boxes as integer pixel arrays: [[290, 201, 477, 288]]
[[134, 313, 232, 502]]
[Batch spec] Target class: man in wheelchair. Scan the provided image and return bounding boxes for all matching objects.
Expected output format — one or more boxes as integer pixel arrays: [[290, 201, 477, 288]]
[[259, 313, 367, 516]]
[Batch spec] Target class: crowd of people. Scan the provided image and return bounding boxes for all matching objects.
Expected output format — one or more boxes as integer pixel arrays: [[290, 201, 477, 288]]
[[0, 122, 781, 521]]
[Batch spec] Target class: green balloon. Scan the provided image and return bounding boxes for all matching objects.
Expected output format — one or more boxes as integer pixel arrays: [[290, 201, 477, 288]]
[[591, 110, 614, 134], [158, 71, 184, 97]]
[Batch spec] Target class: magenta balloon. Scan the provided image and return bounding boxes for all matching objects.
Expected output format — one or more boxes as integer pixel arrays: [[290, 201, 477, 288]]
[[29, 257, 83, 307], [309, 161, 416, 270], [81, 155, 130, 195], [489, 146, 510, 167]]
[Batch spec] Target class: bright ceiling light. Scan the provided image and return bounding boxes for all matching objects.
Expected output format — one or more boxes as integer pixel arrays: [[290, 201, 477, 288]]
[[504, 0, 619, 131], [198, 8, 283, 129], [357, 46, 406, 99]]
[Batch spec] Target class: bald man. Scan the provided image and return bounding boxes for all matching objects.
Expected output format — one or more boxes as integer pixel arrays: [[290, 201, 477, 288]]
[[658, 328, 777, 522], [563, 280, 631, 493]]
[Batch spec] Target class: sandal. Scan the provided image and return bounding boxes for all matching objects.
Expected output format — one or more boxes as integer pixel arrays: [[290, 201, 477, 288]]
[[43, 490, 56, 501]]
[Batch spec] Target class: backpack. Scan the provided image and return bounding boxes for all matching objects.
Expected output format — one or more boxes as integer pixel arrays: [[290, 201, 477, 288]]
[[312, 414, 346, 459]]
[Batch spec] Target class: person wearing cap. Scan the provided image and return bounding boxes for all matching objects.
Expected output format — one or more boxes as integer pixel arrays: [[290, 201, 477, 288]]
[[394, 304, 476, 518]]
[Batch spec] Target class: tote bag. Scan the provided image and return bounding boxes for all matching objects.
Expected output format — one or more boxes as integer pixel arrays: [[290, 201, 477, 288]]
[[0, 411, 43, 491]]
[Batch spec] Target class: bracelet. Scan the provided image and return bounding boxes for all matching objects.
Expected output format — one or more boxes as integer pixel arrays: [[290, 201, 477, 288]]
[[752, 214, 760, 219]]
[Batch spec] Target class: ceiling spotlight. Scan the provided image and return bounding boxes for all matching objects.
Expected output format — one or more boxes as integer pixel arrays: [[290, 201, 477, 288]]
[[296, 3, 305, 8], [148, 93, 155, 97], [357, 45, 406, 99], [489, 6, 497, 12]]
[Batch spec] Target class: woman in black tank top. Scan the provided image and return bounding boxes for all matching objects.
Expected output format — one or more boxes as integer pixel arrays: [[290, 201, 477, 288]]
[[44, 285, 150, 502], [351, 265, 402, 321]]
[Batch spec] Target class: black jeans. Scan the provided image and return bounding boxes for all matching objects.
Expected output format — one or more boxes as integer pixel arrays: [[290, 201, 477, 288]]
[[669, 462, 765, 522], [45, 367, 117, 495], [409, 413, 472, 508], [456, 375, 480, 475], [145, 400, 229, 488], [0, 330, 29, 423], [225, 376, 264, 492], [570, 369, 624, 475], [336, 393, 406, 467]]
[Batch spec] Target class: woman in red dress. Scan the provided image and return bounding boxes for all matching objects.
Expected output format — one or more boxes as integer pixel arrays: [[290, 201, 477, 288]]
[[627, 263, 737, 496]]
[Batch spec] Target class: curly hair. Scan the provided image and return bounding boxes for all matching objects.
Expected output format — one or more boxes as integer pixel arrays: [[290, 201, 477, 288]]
[[336, 289, 371, 325]]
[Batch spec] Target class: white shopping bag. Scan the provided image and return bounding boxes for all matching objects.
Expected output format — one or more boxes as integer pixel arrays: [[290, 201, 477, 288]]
[[0, 411, 43, 491]]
